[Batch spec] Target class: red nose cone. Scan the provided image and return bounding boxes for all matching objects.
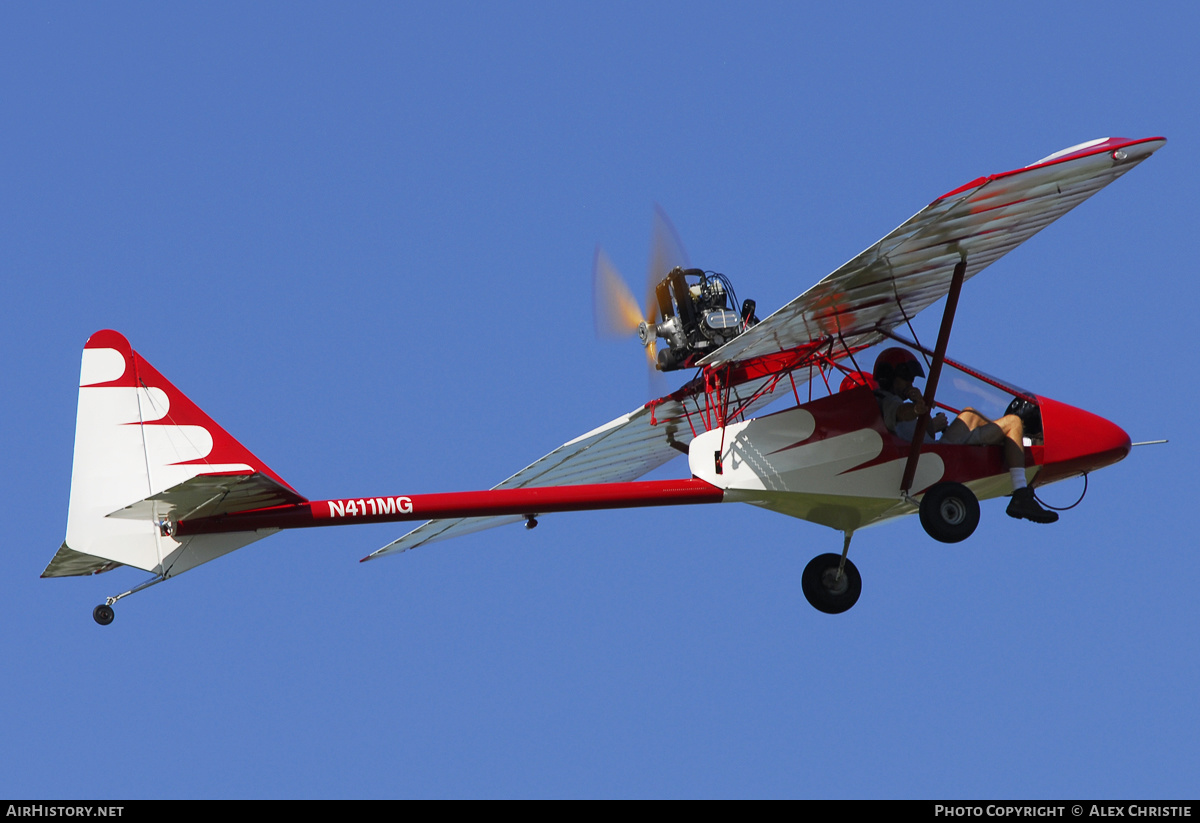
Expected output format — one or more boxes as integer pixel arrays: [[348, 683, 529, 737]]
[[1035, 396, 1131, 486]]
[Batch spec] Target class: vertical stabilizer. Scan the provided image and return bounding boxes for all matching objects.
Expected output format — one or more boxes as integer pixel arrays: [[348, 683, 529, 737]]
[[45, 330, 298, 578]]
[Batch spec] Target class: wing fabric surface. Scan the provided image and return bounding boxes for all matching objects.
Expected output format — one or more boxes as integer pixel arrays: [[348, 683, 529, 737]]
[[368, 372, 789, 557], [702, 136, 1166, 366]]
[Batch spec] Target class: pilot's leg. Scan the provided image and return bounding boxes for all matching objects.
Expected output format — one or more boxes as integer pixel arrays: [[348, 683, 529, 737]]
[[945, 407, 993, 443], [995, 413, 1057, 524], [995, 414, 1025, 470], [946, 410, 1056, 523]]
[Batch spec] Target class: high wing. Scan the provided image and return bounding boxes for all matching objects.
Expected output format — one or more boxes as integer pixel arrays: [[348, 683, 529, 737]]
[[701, 136, 1166, 366], [370, 136, 1164, 558]]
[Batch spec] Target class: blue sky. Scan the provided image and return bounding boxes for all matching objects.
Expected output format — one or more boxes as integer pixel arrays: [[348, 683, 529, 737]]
[[3, 1, 1196, 799]]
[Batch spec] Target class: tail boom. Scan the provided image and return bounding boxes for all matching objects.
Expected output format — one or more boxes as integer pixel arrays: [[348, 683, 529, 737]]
[[173, 478, 725, 540]]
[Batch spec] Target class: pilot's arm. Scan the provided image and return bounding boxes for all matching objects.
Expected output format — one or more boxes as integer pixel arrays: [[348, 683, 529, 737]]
[[894, 388, 949, 433]]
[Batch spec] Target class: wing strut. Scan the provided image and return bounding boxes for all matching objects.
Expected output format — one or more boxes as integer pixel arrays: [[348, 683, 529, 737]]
[[900, 257, 967, 496]]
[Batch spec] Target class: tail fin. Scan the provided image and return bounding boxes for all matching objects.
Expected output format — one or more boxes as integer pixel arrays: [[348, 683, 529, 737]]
[[45, 330, 304, 578]]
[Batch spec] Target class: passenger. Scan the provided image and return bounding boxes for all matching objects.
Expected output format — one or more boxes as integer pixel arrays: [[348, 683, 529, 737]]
[[872, 348, 1057, 524]]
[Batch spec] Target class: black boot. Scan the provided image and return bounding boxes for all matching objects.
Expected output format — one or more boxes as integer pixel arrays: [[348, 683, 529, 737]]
[[1006, 487, 1058, 524]]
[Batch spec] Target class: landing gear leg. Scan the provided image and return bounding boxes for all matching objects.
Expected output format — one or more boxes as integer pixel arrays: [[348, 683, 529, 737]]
[[92, 573, 168, 626], [801, 532, 862, 614]]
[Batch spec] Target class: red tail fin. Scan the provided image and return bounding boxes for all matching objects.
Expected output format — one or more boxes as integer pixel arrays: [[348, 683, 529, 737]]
[[46, 331, 300, 577]]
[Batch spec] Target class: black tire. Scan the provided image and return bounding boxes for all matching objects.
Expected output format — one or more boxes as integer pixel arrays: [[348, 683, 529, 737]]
[[801, 553, 862, 614], [93, 604, 115, 626], [919, 482, 980, 544]]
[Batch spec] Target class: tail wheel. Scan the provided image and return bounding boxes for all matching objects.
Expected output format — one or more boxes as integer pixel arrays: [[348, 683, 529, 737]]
[[93, 604, 115, 626], [919, 482, 980, 543], [801, 553, 862, 614]]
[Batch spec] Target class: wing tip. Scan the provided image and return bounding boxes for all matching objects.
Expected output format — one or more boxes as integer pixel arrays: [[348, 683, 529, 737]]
[[934, 135, 1167, 203]]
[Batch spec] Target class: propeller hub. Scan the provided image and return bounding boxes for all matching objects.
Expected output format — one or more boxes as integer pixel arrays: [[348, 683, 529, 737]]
[[637, 321, 656, 346]]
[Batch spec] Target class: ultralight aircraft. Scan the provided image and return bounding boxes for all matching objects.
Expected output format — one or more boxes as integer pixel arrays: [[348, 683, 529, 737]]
[[47, 136, 1166, 623]]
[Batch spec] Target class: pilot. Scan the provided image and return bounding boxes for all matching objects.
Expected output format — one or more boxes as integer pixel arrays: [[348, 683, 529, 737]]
[[872, 348, 949, 443], [872, 348, 1057, 524]]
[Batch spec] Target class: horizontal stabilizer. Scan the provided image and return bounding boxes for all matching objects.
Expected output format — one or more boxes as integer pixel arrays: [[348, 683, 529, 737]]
[[41, 543, 122, 578], [107, 472, 307, 522]]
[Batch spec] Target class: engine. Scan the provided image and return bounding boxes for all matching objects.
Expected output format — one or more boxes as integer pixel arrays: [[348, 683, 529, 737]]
[[638, 267, 758, 371]]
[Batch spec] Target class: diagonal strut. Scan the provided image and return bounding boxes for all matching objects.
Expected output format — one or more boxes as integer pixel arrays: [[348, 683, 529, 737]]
[[900, 256, 968, 496]]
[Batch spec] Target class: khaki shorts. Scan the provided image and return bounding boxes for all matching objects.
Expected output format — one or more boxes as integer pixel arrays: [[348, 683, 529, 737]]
[[941, 424, 1000, 446]]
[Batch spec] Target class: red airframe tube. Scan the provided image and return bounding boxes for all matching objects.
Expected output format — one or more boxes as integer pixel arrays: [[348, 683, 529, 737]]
[[174, 478, 726, 537]]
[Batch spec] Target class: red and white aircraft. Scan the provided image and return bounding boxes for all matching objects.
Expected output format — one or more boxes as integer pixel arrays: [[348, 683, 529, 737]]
[[47, 136, 1165, 623]]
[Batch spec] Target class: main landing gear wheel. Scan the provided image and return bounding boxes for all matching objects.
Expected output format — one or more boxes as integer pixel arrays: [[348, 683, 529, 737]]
[[919, 482, 980, 544], [801, 553, 862, 614], [93, 604, 115, 626]]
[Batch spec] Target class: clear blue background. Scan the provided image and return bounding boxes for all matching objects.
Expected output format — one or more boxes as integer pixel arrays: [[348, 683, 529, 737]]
[[3, 1, 1195, 799]]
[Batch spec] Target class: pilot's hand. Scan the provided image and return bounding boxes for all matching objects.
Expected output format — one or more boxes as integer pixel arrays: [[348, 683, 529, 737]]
[[905, 387, 927, 414], [929, 412, 949, 433]]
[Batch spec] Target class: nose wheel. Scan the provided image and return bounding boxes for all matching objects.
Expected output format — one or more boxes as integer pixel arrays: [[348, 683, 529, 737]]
[[801, 552, 862, 614]]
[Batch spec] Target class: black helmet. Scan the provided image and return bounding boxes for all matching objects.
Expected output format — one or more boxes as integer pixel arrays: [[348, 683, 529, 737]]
[[873, 348, 926, 386]]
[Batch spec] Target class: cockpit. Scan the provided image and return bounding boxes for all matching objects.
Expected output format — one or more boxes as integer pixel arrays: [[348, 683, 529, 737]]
[[831, 342, 1045, 447]]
